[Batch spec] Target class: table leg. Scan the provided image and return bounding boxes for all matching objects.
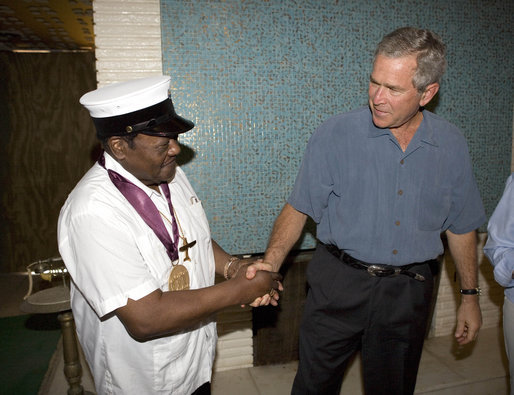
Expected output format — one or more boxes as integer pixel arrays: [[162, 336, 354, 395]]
[[58, 311, 84, 395]]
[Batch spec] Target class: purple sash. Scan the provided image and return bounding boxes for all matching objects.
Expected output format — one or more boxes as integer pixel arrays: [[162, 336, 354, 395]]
[[98, 153, 179, 261]]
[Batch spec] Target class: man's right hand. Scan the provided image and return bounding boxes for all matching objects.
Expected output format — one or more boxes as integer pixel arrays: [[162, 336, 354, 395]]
[[231, 261, 282, 307], [243, 259, 283, 307]]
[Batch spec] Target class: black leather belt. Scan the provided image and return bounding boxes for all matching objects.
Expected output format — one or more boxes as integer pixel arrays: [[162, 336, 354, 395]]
[[323, 244, 435, 282]]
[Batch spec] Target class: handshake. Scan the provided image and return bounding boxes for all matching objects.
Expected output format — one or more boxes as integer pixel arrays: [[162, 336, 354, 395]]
[[223, 256, 284, 308]]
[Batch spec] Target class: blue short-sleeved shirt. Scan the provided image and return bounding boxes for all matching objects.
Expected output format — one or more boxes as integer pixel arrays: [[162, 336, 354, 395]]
[[288, 106, 486, 265]]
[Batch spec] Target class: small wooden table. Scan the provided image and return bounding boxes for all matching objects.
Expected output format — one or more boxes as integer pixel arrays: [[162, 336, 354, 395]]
[[20, 260, 90, 395]]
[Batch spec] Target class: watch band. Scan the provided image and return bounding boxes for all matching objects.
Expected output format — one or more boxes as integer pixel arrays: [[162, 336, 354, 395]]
[[460, 287, 481, 295]]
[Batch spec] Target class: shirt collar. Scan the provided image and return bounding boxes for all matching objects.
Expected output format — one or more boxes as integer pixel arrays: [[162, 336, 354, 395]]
[[367, 109, 439, 148], [102, 152, 162, 198], [417, 110, 438, 147]]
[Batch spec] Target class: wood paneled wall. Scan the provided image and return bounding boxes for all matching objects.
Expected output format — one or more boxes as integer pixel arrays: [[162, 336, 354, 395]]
[[0, 51, 97, 272]]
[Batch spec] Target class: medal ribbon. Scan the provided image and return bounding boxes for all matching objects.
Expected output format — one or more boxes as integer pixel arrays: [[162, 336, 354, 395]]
[[98, 153, 180, 261]]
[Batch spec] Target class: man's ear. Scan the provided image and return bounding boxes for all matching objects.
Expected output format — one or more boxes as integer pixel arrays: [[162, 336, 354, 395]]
[[419, 83, 440, 107], [107, 136, 127, 161]]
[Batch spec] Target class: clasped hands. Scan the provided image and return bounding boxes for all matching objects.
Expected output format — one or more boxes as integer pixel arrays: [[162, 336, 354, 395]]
[[229, 257, 283, 307]]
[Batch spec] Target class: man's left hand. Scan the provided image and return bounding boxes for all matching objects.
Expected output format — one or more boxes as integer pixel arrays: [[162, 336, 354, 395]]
[[454, 296, 482, 345]]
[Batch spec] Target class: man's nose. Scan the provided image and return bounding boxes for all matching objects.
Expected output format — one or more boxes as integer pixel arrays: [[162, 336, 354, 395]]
[[168, 138, 181, 155], [372, 86, 386, 104]]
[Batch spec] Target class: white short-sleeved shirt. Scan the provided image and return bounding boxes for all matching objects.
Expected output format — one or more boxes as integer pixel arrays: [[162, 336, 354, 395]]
[[58, 152, 217, 394]]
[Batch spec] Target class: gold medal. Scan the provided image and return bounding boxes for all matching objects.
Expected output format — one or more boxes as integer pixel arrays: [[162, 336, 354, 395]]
[[158, 201, 195, 292], [169, 264, 190, 291]]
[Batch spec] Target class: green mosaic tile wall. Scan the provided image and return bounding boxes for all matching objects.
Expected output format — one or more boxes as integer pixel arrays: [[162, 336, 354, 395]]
[[161, 0, 513, 254]]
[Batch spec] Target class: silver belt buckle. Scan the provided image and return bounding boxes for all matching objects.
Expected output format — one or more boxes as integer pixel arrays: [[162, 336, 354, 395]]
[[367, 265, 401, 277], [367, 265, 382, 276]]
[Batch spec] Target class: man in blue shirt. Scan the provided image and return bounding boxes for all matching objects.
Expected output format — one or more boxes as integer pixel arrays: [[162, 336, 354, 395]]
[[484, 174, 514, 393], [251, 27, 486, 394]]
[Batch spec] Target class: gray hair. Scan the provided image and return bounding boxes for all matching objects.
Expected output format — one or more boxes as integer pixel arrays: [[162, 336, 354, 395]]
[[374, 27, 447, 93]]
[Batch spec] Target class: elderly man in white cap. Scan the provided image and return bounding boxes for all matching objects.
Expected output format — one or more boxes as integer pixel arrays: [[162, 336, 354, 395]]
[[58, 75, 281, 395]]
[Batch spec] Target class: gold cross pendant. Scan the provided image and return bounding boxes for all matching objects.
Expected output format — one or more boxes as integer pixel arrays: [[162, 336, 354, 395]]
[[179, 237, 197, 261]]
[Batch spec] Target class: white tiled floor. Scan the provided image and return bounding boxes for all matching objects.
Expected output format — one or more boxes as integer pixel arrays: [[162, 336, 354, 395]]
[[2, 273, 510, 394], [41, 322, 510, 394], [212, 326, 510, 394]]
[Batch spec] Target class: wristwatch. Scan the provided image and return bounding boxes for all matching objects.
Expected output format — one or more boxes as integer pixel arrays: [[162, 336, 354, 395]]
[[460, 287, 481, 295]]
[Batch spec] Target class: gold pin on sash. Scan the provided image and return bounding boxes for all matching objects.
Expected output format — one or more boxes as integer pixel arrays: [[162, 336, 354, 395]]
[[179, 237, 197, 261]]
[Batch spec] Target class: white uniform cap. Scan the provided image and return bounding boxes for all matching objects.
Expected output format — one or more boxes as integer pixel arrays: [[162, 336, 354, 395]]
[[79, 75, 194, 139], [80, 75, 171, 118]]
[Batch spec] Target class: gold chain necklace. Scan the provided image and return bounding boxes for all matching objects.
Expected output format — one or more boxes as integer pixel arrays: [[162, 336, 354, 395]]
[[157, 191, 197, 291], [158, 208, 196, 262]]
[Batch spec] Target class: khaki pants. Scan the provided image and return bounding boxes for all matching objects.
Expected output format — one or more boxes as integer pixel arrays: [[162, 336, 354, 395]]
[[504, 297, 514, 395]]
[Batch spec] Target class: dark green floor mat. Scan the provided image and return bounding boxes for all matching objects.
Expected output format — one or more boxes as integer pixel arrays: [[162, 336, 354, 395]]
[[0, 314, 61, 395]]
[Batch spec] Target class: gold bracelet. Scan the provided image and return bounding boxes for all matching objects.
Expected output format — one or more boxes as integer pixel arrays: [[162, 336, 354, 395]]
[[223, 256, 240, 280]]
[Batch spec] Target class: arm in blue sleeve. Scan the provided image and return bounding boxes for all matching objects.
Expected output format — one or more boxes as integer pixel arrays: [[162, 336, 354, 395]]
[[484, 173, 514, 288]]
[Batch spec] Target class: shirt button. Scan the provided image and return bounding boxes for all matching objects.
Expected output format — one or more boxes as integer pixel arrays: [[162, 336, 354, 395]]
[[398, 190, 403, 196], [395, 220, 400, 226], [392, 249, 398, 255]]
